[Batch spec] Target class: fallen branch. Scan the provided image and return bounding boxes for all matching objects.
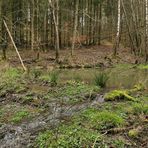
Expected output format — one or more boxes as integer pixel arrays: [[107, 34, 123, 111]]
[[3, 20, 27, 71]]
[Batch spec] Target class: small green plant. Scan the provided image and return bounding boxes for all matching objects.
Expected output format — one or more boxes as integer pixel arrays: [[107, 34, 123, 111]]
[[36, 131, 52, 148], [39, 74, 51, 82], [112, 139, 126, 148], [94, 72, 109, 88], [130, 103, 148, 115], [11, 110, 29, 123], [36, 124, 100, 148], [50, 71, 59, 86]]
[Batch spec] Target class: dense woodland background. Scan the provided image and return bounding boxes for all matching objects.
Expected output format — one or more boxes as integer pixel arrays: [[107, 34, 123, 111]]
[[0, 0, 148, 62]]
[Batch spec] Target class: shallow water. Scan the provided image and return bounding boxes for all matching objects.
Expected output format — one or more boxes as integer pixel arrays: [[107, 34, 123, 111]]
[[59, 67, 148, 89]]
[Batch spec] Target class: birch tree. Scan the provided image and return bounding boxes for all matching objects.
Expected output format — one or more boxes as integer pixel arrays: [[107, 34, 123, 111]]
[[113, 0, 121, 56], [145, 0, 148, 62], [71, 0, 79, 56]]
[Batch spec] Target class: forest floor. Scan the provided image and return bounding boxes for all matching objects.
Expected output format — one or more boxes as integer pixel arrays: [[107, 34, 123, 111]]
[[0, 45, 148, 148], [3, 45, 145, 70]]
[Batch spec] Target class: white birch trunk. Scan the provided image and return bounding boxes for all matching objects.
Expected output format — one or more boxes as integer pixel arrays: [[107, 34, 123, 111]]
[[71, 0, 79, 56], [145, 0, 148, 62], [114, 0, 121, 55]]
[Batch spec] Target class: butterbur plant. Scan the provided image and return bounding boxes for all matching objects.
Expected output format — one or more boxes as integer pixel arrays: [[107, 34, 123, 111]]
[[94, 72, 109, 88]]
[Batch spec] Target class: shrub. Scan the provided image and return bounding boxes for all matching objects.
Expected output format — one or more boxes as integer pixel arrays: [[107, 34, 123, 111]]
[[94, 72, 109, 88]]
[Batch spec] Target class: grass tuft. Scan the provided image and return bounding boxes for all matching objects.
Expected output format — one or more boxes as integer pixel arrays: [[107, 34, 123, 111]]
[[94, 72, 109, 88]]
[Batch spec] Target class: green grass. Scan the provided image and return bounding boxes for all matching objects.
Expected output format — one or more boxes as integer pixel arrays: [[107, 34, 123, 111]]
[[128, 102, 148, 115], [0, 68, 26, 95], [82, 109, 125, 130], [50, 81, 99, 104], [11, 110, 29, 123], [94, 72, 109, 88], [36, 123, 100, 148], [1, 68, 22, 79]]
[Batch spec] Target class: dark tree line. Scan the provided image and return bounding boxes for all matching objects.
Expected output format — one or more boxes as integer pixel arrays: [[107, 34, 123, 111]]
[[0, 0, 148, 62]]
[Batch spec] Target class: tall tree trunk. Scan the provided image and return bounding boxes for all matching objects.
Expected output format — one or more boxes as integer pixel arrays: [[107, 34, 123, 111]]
[[121, 0, 135, 54], [49, 0, 60, 62], [98, 2, 102, 45], [145, 0, 148, 62], [71, 0, 79, 56], [113, 0, 121, 56], [31, 0, 35, 51]]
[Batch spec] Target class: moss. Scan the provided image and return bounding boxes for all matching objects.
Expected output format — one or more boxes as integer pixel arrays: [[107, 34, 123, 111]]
[[128, 127, 142, 138], [137, 64, 148, 70], [130, 83, 145, 93], [104, 90, 136, 101]]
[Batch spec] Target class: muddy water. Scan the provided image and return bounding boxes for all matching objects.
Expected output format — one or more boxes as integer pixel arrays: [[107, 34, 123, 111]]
[[60, 68, 148, 89], [0, 100, 100, 148]]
